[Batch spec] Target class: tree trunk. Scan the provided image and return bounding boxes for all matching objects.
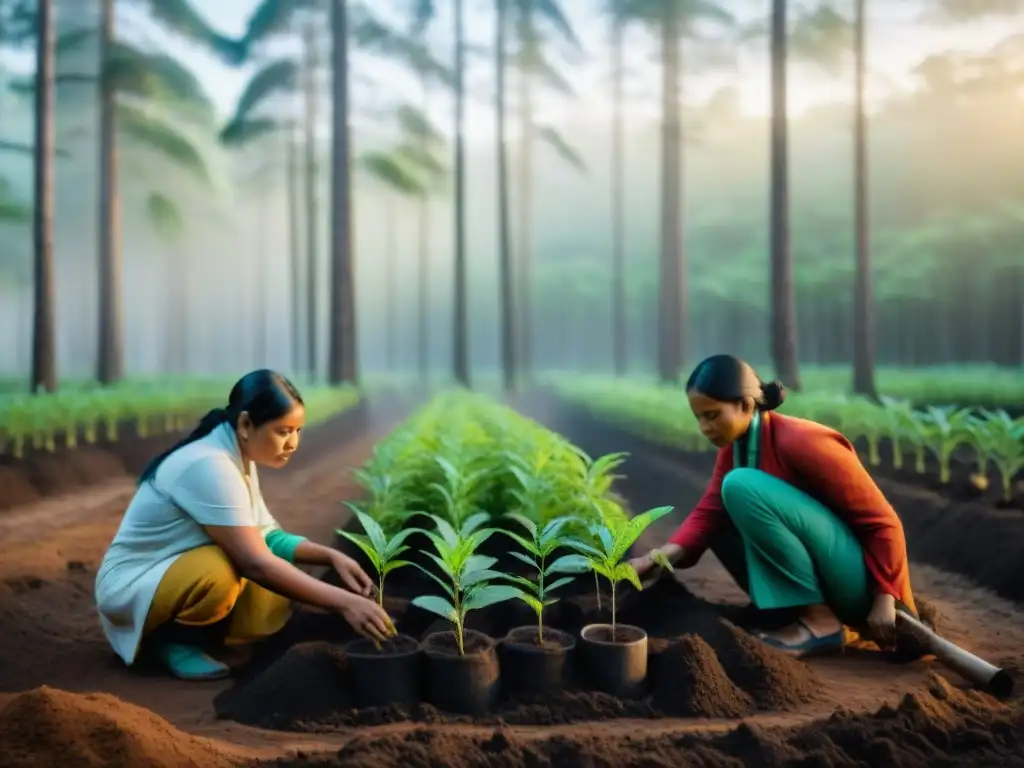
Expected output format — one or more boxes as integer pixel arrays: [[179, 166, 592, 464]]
[[328, 0, 357, 385], [31, 0, 56, 393], [496, 0, 515, 392], [97, 0, 123, 385], [851, 0, 876, 397], [256, 187, 268, 365], [385, 197, 397, 370], [166, 245, 187, 373], [769, 0, 800, 390], [516, 26, 534, 382], [286, 122, 303, 375], [303, 16, 319, 381], [611, 9, 627, 375], [657, 7, 684, 383], [417, 195, 430, 386], [452, 0, 469, 385]]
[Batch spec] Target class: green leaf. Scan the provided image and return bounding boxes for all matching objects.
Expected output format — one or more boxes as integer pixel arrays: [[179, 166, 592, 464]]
[[508, 550, 539, 570], [461, 568, 505, 588], [335, 530, 381, 569], [545, 554, 591, 575], [536, 125, 586, 172], [383, 559, 412, 575], [116, 102, 210, 185], [501, 573, 540, 591], [226, 58, 298, 126], [145, 193, 184, 241], [592, 525, 615, 556], [411, 594, 458, 622], [384, 527, 422, 559], [505, 512, 538, 538], [610, 505, 675, 562], [142, 0, 247, 65], [431, 513, 462, 547], [219, 116, 280, 147], [464, 554, 498, 573], [498, 527, 540, 556], [543, 576, 575, 594], [562, 538, 603, 559], [347, 504, 388, 554], [651, 550, 675, 571], [613, 561, 643, 591], [517, 592, 545, 616], [358, 150, 428, 196], [463, 584, 522, 611], [395, 103, 445, 146], [460, 512, 492, 536]]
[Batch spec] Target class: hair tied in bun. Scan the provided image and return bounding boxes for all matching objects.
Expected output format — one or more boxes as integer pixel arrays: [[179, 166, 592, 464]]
[[760, 380, 786, 411]]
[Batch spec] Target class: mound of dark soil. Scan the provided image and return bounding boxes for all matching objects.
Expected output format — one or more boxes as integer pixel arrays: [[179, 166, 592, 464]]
[[214, 642, 351, 730], [261, 676, 1024, 767], [650, 634, 753, 717], [0, 686, 235, 768]]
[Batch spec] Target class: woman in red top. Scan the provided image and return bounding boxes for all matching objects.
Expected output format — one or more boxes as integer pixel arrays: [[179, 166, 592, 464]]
[[630, 354, 918, 657]]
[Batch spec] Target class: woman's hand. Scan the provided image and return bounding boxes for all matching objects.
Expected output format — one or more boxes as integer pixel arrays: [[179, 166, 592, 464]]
[[866, 593, 897, 649], [628, 543, 683, 579], [335, 592, 396, 643], [330, 551, 375, 598]]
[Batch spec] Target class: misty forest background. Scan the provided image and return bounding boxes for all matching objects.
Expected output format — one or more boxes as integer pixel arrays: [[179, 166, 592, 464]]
[[0, 0, 1022, 395]]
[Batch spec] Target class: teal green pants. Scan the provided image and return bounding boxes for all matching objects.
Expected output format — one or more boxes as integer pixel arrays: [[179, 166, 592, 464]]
[[713, 468, 873, 626]]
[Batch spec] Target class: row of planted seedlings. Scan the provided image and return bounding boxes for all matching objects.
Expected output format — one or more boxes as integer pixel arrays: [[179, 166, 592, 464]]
[[550, 378, 1024, 505], [332, 390, 674, 715], [0, 382, 361, 459]]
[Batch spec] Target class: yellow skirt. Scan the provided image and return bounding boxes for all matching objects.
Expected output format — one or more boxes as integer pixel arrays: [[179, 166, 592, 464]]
[[143, 544, 292, 646]]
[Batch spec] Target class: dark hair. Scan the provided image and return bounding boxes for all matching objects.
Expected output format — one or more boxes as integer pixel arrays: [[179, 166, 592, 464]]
[[139, 369, 303, 485], [685, 354, 786, 412]]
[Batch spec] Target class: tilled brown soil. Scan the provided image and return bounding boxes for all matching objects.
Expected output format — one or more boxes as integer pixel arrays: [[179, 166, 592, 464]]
[[261, 676, 1024, 767], [0, 429, 182, 512], [0, 394, 1023, 768]]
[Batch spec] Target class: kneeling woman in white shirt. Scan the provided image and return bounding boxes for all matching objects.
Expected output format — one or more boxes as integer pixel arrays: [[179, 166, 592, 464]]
[[95, 369, 394, 681]]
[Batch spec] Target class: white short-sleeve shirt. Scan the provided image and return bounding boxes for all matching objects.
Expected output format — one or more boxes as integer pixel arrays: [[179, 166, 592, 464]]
[[94, 422, 281, 664]]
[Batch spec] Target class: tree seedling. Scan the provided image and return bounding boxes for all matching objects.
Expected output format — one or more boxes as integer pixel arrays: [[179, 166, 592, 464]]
[[980, 410, 1024, 502], [336, 503, 417, 609], [499, 514, 591, 643], [410, 513, 521, 655], [565, 505, 674, 640]]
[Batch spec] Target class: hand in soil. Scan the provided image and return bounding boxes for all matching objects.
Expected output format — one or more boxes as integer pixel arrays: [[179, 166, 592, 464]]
[[338, 592, 396, 643], [866, 594, 898, 649], [330, 552, 375, 597]]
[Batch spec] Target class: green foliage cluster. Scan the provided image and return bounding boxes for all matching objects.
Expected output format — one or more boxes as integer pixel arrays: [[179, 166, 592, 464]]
[[551, 376, 1024, 503], [0, 381, 359, 458], [338, 389, 673, 652], [343, 389, 632, 536]]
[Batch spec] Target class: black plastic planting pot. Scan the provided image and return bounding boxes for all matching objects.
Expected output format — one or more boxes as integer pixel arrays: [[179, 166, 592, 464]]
[[343, 634, 422, 708], [500, 626, 576, 696], [579, 623, 648, 698], [422, 629, 500, 715]]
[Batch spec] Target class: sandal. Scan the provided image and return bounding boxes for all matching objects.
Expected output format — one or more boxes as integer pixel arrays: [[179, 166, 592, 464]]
[[756, 619, 845, 658]]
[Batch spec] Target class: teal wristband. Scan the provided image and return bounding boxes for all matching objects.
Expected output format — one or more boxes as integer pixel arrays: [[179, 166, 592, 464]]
[[264, 528, 306, 564]]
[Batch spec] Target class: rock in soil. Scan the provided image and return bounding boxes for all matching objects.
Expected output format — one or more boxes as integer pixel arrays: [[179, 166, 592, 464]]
[[0, 686, 236, 768]]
